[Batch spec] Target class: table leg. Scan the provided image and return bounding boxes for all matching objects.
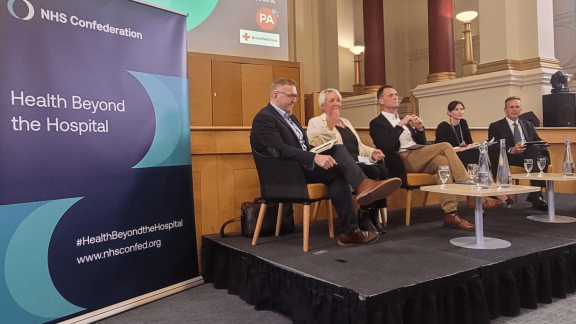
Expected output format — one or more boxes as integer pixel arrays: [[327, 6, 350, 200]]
[[474, 196, 484, 247], [527, 181, 576, 223], [449, 196, 511, 249]]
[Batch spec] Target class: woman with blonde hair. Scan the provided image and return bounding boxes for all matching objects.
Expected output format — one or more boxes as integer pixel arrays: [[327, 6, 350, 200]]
[[308, 88, 398, 233]]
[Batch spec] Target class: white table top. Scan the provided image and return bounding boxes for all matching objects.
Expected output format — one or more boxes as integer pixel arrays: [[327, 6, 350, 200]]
[[511, 173, 576, 181], [419, 183, 540, 197]]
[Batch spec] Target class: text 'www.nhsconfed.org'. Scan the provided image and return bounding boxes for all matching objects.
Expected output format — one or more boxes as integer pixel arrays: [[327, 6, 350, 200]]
[[76, 240, 161, 264]]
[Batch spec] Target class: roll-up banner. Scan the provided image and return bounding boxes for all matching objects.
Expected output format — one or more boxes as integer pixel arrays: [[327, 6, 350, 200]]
[[0, 1, 200, 323]]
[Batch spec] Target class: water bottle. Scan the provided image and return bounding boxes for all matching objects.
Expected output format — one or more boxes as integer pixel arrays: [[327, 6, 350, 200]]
[[496, 139, 512, 188], [563, 137, 574, 176], [477, 141, 491, 189]]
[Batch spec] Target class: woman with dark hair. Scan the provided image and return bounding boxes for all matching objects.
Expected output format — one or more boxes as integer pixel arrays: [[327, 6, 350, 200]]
[[435, 101, 508, 208]]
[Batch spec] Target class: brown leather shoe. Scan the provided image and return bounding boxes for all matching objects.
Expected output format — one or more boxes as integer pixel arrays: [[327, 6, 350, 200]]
[[443, 213, 475, 231], [467, 196, 505, 210], [356, 178, 401, 206], [338, 229, 379, 246], [482, 197, 505, 210]]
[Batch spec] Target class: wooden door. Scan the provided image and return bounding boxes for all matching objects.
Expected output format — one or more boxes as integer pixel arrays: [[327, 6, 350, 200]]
[[188, 56, 213, 126], [241, 64, 273, 126], [212, 61, 242, 126]]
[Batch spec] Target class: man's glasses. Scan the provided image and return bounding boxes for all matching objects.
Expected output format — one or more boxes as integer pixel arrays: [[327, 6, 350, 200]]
[[276, 91, 299, 101]]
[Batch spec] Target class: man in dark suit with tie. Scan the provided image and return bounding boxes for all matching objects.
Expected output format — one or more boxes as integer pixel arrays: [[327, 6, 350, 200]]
[[488, 96, 549, 211], [250, 78, 401, 246], [369, 85, 474, 231]]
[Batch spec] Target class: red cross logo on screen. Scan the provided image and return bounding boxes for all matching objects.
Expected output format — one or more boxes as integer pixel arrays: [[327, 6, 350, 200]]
[[242, 32, 250, 41]]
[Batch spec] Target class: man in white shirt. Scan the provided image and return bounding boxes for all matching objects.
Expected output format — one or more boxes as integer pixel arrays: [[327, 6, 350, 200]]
[[369, 85, 474, 230], [487, 96, 549, 211]]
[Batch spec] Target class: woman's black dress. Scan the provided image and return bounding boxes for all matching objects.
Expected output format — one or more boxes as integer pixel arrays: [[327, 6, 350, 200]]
[[435, 119, 479, 167]]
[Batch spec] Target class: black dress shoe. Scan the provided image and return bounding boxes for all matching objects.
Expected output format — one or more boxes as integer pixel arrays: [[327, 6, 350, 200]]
[[358, 208, 377, 232], [369, 208, 386, 234], [526, 191, 548, 211]]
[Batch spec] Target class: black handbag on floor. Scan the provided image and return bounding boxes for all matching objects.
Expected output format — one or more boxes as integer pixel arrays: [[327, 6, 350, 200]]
[[220, 198, 295, 238]]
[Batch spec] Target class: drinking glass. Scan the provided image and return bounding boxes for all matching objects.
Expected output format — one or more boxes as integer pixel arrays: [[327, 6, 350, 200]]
[[476, 171, 491, 189], [438, 166, 450, 189], [537, 157, 546, 177], [524, 159, 533, 177], [467, 164, 478, 183]]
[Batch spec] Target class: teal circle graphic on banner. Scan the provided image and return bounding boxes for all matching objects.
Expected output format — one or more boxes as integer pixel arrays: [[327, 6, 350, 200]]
[[145, 0, 219, 31], [3, 198, 85, 321]]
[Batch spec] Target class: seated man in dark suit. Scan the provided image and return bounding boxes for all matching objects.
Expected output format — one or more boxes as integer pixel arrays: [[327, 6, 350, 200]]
[[488, 96, 549, 211], [250, 78, 401, 246], [369, 85, 474, 230]]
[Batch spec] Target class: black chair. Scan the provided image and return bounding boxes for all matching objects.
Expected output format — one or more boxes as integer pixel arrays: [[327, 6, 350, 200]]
[[251, 148, 333, 252]]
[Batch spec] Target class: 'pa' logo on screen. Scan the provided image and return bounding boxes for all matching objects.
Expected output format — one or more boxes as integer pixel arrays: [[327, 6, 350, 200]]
[[256, 8, 278, 31], [7, 0, 35, 20]]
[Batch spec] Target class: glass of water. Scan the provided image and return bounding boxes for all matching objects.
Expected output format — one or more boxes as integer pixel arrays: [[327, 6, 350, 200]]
[[438, 165, 450, 189], [524, 159, 533, 177], [467, 164, 478, 183], [476, 171, 491, 189], [537, 157, 546, 177]]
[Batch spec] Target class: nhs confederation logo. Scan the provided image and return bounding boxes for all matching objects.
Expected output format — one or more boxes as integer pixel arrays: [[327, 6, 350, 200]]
[[7, 0, 35, 20]]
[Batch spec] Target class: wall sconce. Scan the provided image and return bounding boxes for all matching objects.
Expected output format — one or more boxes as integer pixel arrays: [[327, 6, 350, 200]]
[[456, 11, 478, 76], [350, 46, 365, 95]]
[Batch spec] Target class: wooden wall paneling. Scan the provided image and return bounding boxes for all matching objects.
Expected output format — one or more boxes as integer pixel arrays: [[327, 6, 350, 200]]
[[191, 128, 251, 155], [217, 154, 259, 232], [241, 64, 274, 126], [188, 56, 213, 126], [304, 92, 321, 126], [191, 155, 219, 252], [273, 66, 302, 122], [212, 61, 243, 126]]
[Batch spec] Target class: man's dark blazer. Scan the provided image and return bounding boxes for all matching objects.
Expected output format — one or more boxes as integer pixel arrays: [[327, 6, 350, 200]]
[[369, 113, 427, 185], [487, 118, 548, 178], [487, 118, 544, 150], [250, 103, 316, 170]]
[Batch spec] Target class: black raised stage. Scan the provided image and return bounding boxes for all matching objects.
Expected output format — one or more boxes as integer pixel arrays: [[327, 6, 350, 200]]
[[201, 193, 576, 324]]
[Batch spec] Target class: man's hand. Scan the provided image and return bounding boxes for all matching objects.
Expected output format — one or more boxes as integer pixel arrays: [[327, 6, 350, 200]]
[[510, 142, 526, 154], [399, 115, 424, 130], [314, 154, 338, 169], [398, 115, 413, 127], [412, 116, 424, 130], [371, 149, 385, 161]]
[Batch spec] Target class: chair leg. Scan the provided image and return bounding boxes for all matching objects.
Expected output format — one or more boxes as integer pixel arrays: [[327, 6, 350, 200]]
[[380, 207, 387, 227], [275, 203, 284, 236], [405, 189, 412, 226], [326, 199, 334, 238], [310, 201, 320, 226], [421, 191, 429, 207], [251, 203, 268, 246], [303, 203, 310, 252]]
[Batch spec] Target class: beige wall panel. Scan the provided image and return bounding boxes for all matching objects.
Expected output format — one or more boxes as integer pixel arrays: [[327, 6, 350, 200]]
[[212, 61, 242, 126], [273, 66, 303, 121], [241, 64, 274, 126], [188, 56, 213, 126]]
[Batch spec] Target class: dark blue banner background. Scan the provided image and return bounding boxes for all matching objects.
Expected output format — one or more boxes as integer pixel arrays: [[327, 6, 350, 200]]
[[0, 1, 198, 323]]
